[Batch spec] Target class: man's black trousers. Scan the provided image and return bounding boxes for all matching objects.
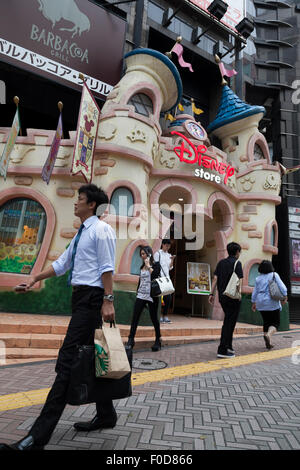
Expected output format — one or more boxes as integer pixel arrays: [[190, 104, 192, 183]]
[[29, 286, 114, 446], [218, 296, 241, 354]]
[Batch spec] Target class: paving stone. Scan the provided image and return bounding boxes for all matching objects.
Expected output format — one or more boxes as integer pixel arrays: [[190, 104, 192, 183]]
[[1, 330, 300, 450]]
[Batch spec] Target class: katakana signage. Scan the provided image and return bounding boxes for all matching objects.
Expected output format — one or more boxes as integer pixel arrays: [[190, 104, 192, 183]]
[[0, 0, 126, 99]]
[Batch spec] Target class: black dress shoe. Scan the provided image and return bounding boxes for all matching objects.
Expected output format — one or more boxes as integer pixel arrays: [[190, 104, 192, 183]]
[[0, 435, 44, 451], [151, 338, 161, 352], [74, 409, 117, 432]]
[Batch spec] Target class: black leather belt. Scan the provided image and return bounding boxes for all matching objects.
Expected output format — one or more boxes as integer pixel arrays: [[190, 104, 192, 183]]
[[72, 285, 104, 292]]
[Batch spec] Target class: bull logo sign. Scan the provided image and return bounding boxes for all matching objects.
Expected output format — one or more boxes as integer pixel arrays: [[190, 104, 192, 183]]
[[37, 0, 90, 38]]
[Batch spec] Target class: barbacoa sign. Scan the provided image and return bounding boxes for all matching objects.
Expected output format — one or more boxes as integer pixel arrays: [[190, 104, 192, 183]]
[[0, 0, 126, 99]]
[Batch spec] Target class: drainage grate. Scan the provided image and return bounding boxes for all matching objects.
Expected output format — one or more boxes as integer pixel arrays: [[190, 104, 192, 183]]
[[132, 358, 168, 370]]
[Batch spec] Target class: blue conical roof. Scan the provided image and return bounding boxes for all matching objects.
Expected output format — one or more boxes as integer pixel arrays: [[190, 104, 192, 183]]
[[207, 85, 265, 133]]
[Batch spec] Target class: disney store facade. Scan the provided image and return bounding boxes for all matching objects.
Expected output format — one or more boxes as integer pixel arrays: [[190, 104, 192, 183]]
[[0, 47, 289, 329]]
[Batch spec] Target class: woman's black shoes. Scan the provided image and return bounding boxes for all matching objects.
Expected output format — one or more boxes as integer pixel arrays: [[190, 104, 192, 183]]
[[126, 338, 135, 349], [151, 339, 161, 352]]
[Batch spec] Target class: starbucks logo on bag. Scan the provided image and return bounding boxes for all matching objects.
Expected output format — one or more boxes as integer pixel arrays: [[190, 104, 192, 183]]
[[95, 344, 109, 376]]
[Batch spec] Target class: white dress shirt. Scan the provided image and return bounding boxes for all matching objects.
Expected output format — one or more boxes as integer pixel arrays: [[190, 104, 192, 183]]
[[52, 216, 116, 288], [154, 249, 173, 277]]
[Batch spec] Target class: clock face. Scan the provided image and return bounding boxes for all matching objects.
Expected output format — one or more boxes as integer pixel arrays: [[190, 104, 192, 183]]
[[184, 120, 207, 141]]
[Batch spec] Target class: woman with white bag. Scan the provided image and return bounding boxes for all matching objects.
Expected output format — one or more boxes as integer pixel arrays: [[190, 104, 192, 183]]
[[154, 239, 175, 324], [126, 246, 162, 351], [251, 260, 288, 349]]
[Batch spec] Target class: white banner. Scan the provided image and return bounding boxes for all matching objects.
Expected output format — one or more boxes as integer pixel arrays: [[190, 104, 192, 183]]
[[0, 37, 113, 96]]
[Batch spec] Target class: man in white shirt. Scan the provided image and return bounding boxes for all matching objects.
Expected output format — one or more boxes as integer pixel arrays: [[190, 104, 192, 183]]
[[154, 239, 175, 323], [0, 184, 116, 451]]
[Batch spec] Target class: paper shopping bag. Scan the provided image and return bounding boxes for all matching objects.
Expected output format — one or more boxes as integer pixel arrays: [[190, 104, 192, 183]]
[[94, 323, 131, 379]]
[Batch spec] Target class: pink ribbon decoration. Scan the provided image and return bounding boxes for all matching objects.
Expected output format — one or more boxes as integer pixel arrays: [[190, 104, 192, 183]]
[[172, 43, 194, 72], [219, 62, 237, 78]]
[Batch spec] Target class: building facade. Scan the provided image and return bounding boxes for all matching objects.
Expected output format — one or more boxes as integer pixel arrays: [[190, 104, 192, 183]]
[[0, 0, 289, 328]]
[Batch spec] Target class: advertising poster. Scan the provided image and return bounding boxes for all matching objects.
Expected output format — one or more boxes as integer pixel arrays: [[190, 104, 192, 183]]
[[187, 262, 211, 295]]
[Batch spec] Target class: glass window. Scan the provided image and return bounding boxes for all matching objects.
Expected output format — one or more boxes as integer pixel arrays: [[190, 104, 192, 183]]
[[128, 93, 153, 117], [198, 35, 216, 55], [148, 1, 164, 23], [254, 143, 265, 161], [246, 0, 256, 17], [110, 188, 134, 217], [130, 246, 142, 275], [271, 226, 276, 246], [266, 68, 279, 82], [249, 263, 260, 287], [256, 8, 277, 20], [0, 198, 46, 274], [268, 142, 273, 162], [168, 18, 193, 41]]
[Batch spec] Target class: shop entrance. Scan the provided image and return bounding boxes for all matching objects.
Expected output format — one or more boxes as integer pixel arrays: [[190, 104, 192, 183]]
[[157, 182, 230, 318], [168, 205, 227, 318]]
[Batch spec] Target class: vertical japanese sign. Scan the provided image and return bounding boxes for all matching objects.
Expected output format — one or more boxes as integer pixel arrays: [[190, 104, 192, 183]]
[[71, 82, 100, 183]]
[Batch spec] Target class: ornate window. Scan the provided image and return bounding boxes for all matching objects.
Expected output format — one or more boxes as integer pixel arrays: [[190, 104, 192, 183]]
[[110, 187, 134, 217], [128, 93, 153, 117], [0, 198, 46, 274], [271, 225, 276, 246], [130, 246, 142, 275], [249, 263, 260, 287], [253, 143, 265, 161]]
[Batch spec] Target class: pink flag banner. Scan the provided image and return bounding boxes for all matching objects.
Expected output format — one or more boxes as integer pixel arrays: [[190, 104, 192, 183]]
[[219, 62, 237, 78], [284, 164, 300, 175], [41, 113, 63, 184], [172, 43, 194, 72], [71, 82, 100, 183], [0, 108, 20, 180]]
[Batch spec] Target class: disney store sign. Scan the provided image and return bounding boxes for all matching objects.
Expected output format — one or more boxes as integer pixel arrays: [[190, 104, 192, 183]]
[[171, 130, 235, 185]]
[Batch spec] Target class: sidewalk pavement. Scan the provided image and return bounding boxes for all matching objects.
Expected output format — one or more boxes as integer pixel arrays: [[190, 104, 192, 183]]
[[0, 328, 300, 451]]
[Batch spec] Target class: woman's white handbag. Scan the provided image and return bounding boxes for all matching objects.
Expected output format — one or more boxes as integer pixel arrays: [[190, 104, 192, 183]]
[[223, 260, 241, 300], [151, 253, 175, 297], [151, 276, 175, 297]]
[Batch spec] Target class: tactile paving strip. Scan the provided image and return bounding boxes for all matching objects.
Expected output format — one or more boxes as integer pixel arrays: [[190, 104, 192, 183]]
[[0, 347, 298, 412]]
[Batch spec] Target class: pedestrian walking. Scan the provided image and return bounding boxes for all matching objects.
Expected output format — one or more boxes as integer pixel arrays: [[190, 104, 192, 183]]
[[153, 239, 175, 324], [209, 242, 243, 358], [0, 184, 116, 451], [126, 246, 162, 352], [251, 260, 288, 349]]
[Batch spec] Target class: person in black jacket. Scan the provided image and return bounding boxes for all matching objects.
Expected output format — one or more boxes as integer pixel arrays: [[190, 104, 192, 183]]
[[126, 246, 162, 351]]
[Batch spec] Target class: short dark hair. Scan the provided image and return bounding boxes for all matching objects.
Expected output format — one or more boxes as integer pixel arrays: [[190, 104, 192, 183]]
[[162, 239, 171, 245], [227, 242, 241, 257], [78, 184, 108, 215], [258, 260, 274, 274]]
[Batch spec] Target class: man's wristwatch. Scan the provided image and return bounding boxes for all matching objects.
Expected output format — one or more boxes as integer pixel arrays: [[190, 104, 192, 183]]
[[103, 294, 114, 302]]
